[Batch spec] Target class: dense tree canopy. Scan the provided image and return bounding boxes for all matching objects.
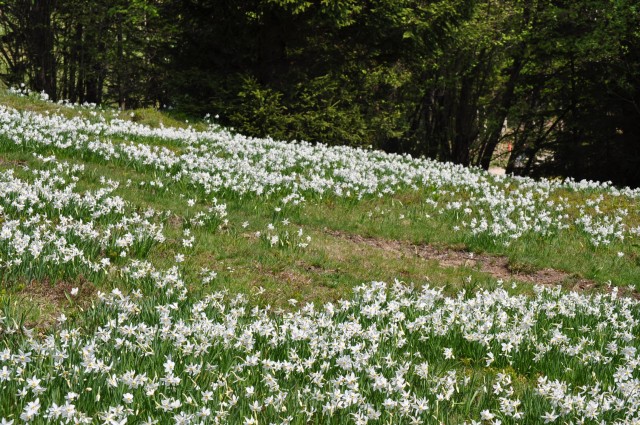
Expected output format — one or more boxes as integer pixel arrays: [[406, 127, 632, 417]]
[[1, 0, 638, 186]]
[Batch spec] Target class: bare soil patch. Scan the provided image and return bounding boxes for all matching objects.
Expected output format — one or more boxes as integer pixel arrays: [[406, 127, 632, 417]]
[[325, 229, 639, 298], [20, 277, 95, 305], [253, 262, 340, 305], [15, 276, 97, 328], [0, 156, 27, 167]]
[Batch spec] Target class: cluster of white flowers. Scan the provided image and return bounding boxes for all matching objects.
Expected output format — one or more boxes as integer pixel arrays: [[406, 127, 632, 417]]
[[417, 173, 635, 246], [1, 93, 639, 423], [184, 197, 228, 230], [7, 86, 98, 109], [1, 103, 637, 247], [2, 274, 640, 424], [0, 157, 166, 281], [256, 219, 312, 250]]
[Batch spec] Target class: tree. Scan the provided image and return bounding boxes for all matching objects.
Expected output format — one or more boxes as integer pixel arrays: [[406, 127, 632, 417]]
[[0, 0, 57, 97]]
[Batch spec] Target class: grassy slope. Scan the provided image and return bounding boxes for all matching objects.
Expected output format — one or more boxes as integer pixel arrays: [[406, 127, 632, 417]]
[[1, 91, 640, 425], [0, 90, 638, 327]]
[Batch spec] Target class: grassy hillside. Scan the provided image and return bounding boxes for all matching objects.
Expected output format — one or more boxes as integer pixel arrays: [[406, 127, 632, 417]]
[[0, 90, 639, 424]]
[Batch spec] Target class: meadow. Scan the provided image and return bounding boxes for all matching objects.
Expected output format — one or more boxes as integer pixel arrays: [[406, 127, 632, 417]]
[[0, 88, 639, 424]]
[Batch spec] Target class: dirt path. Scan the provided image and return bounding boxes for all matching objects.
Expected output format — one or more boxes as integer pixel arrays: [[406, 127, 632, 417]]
[[325, 229, 637, 298]]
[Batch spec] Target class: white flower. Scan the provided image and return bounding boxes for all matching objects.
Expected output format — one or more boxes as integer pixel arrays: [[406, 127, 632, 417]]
[[443, 347, 454, 359], [480, 410, 494, 421], [541, 410, 559, 423], [20, 398, 40, 422]]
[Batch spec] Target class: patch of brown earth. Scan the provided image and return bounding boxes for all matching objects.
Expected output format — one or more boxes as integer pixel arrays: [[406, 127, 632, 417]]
[[20, 277, 95, 304], [0, 157, 27, 167], [167, 214, 184, 228], [253, 263, 341, 306], [15, 276, 97, 328], [325, 229, 639, 299], [297, 261, 338, 276]]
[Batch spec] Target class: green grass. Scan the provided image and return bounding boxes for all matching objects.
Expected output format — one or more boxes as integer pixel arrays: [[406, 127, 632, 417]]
[[1, 91, 638, 312], [0, 89, 212, 130], [1, 89, 640, 423]]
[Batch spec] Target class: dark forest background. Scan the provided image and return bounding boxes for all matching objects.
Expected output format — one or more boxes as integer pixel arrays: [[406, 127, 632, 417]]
[[1, 0, 639, 186]]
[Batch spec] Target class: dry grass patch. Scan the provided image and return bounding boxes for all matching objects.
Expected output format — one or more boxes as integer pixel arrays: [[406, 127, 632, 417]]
[[4, 276, 96, 331]]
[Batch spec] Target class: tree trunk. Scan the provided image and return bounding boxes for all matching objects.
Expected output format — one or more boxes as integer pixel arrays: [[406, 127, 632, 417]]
[[476, 54, 522, 169], [28, 0, 57, 99], [452, 71, 478, 166], [116, 16, 125, 109], [67, 23, 81, 103], [75, 24, 85, 103]]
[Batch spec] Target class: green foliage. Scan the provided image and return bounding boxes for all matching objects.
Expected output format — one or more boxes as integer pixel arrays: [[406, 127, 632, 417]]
[[230, 76, 291, 140], [292, 75, 369, 146], [224, 74, 371, 146]]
